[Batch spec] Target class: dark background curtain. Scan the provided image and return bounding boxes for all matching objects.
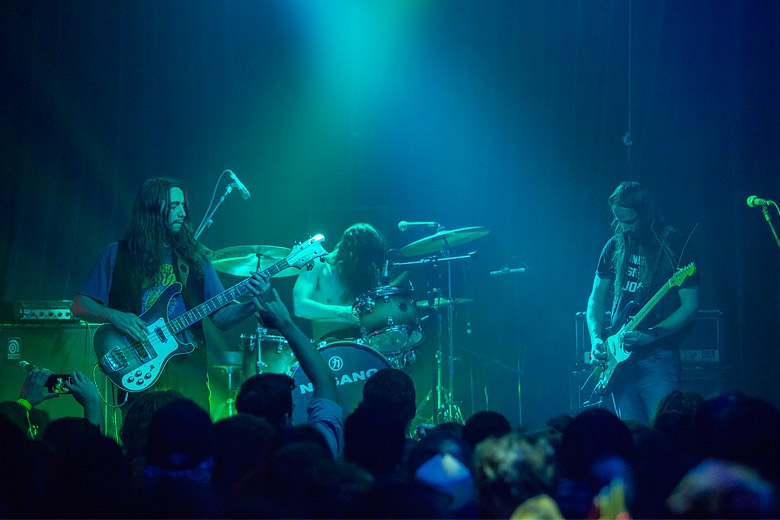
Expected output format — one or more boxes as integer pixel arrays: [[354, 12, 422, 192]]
[[2, 0, 778, 429]]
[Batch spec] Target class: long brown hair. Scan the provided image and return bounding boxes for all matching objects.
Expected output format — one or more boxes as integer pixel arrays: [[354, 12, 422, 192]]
[[330, 223, 386, 299], [125, 178, 209, 285], [608, 181, 667, 295]]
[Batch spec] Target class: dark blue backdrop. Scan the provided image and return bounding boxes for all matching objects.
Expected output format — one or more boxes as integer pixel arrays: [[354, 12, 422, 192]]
[[2, 1, 779, 428]]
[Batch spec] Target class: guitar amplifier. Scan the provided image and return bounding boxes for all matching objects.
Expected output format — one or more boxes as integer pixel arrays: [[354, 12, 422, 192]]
[[572, 309, 725, 412], [574, 309, 724, 366], [1, 300, 76, 322], [0, 322, 110, 425]]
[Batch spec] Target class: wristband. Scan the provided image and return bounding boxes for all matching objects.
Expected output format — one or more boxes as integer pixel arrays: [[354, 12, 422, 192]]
[[16, 398, 32, 411]]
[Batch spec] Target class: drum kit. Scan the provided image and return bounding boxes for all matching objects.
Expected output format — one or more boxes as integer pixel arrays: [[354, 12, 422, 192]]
[[210, 225, 490, 424]]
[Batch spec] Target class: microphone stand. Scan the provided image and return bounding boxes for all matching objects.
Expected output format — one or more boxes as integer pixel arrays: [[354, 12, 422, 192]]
[[760, 205, 780, 252], [195, 184, 237, 240]]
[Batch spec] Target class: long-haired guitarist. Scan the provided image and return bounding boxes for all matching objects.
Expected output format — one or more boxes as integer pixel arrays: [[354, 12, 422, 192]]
[[71, 178, 270, 413], [587, 181, 699, 424]]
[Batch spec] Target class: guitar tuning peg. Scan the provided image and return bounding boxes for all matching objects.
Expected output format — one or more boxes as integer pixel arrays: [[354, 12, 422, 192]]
[[306, 261, 314, 271]]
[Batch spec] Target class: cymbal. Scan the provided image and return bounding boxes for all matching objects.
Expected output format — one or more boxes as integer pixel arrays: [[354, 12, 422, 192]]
[[211, 245, 299, 277], [397, 226, 490, 257], [416, 297, 474, 309]]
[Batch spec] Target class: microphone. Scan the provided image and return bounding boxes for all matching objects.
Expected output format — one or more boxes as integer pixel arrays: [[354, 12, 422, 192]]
[[747, 195, 773, 207], [489, 267, 528, 276], [228, 170, 251, 200], [398, 221, 439, 232]]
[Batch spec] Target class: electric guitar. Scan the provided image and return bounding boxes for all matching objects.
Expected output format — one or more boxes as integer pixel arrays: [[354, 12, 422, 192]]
[[594, 262, 696, 396], [94, 235, 328, 393]]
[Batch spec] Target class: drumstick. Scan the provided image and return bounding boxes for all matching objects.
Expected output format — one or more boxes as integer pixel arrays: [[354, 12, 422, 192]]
[[390, 271, 409, 286]]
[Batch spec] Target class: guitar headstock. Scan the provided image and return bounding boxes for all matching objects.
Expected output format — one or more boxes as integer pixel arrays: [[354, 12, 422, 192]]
[[286, 234, 328, 270], [670, 262, 696, 287]]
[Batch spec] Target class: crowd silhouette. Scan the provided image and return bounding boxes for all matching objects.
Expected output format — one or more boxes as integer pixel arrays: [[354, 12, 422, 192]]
[[3, 364, 780, 519]]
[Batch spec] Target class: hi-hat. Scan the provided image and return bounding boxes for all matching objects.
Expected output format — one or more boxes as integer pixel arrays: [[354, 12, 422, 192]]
[[416, 297, 474, 309], [211, 245, 299, 277], [397, 226, 490, 257]]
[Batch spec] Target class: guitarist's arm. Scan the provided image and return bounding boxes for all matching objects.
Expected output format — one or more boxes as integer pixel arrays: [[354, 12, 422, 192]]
[[586, 274, 612, 362], [621, 286, 700, 348], [647, 286, 699, 341], [71, 294, 148, 343]]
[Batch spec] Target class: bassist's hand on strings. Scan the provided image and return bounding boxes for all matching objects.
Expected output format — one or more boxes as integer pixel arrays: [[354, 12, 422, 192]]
[[247, 271, 272, 311], [109, 309, 148, 343]]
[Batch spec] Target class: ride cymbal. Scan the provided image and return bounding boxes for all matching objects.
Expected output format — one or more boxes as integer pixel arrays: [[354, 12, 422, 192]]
[[397, 226, 490, 257], [211, 245, 298, 277]]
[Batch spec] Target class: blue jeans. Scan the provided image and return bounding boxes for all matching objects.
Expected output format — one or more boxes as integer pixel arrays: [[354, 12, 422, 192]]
[[612, 348, 680, 424]]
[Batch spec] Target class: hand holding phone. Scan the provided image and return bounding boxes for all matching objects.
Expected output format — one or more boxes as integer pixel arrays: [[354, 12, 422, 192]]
[[45, 374, 74, 394]]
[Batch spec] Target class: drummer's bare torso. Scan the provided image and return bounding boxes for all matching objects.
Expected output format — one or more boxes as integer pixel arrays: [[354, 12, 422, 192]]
[[293, 260, 360, 340]]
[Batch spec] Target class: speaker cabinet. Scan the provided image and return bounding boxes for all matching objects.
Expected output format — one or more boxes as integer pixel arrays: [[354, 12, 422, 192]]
[[0, 322, 105, 424]]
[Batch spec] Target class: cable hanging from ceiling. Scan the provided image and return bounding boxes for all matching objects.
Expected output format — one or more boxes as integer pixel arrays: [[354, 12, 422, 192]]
[[622, 0, 633, 170]]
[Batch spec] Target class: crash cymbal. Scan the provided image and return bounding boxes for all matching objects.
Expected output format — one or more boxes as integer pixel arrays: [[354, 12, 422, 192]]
[[397, 226, 490, 257], [211, 245, 299, 277], [416, 297, 474, 309]]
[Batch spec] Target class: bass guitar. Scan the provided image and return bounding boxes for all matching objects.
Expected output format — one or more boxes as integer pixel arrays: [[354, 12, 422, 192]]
[[94, 235, 328, 393], [594, 262, 696, 395]]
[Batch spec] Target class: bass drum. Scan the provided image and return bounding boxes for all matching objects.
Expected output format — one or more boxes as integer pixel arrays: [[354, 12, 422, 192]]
[[289, 341, 391, 426]]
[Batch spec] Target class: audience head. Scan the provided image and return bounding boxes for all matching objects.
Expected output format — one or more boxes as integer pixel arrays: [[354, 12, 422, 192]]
[[344, 402, 408, 477], [559, 408, 635, 489], [694, 391, 780, 486], [462, 410, 512, 448], [120, 388, 185, 472], [235, 373, 294, 429], [667, 459, 780, 518], [144, 398, 215, 482], [211, 413, 274, 497], [473, 430, 557, 518], [362, 368, 416, 425]]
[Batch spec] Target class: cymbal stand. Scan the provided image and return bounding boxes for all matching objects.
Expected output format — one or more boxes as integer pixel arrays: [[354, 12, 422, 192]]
[[392, 250, 476, 424]]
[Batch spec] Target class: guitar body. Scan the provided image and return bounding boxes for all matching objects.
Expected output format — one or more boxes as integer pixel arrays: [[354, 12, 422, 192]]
[[94, 282, 195, 392], [594, 302, 637, 395], [593, 262, 696, 396]]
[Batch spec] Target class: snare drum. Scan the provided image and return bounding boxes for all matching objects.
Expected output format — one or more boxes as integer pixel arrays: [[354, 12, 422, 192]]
[[241, 331, 296, 377], [289, 341, 391, 426], [353, 285, 423, 354]]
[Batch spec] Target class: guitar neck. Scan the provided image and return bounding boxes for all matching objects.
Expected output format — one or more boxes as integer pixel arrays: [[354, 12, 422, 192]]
[[624, 280, 673, 333], [167, 259, 290, 335]]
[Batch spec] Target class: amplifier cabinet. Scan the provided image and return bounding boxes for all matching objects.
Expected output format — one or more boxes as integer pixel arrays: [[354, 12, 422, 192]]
[[571, 310, 726, 412], [574, 310, 724, 366], [0, 322, 102, 422]]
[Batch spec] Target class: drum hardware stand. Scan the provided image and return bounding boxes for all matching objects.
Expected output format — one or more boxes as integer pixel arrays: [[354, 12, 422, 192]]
[[221, 365, 240, 418], [393, 250, 476, 424], [214, 350, 244, 419]]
